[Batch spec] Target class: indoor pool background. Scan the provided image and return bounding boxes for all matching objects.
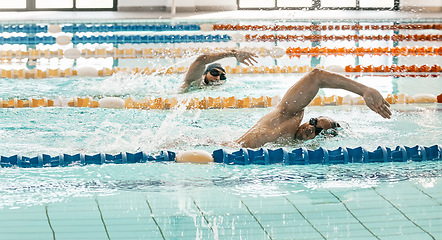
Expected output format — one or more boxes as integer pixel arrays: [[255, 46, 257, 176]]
[[1, 18, 441, 240]]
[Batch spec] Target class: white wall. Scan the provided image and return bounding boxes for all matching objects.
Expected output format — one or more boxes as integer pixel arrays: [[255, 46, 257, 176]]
[[401, 0, 442, 11], [119, 0, 166, 7], [118, 0, 237, 9], [118, 0, 441, 10], [195, 0, 236, 7], [401, 0, 442, 7], [167, 0, 196, 8]]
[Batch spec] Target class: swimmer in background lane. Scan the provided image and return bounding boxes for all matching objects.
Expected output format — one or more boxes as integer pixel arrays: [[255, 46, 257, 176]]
[[234, 68, 392, 148], [180, 49, 258, 91]]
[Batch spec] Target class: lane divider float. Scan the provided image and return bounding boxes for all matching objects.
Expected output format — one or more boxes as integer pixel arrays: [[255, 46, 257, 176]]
[[1, 145, 440, 167], [2, 23, 441, 34], [245, 34, 442, 42], [0, 47, 249, 60], [0, 64, 440, 79], [0, 96, 279, 109], [212, 23, 442, 31], [0, 24, 201, 34], [1, 46, 441, 61], [1, 93, 440, 110], [286, 46, 442, 57], [0, 34, 231, 45]]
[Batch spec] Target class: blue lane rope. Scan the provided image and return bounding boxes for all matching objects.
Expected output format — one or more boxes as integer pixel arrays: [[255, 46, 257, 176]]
[[0, 145, 440, 168], [62, 24, 201, 33], [0, 34, 230, 45], [71, 34, 231, 44], [214, 145, 441, 165], [0, 25, 47, 33], [0, 36, 56, 45], [0, 24, 201, 34]]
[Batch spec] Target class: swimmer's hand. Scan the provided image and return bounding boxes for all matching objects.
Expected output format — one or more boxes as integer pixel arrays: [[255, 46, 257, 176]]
[[232, 50, 258, 66], [363, 88, 392, 119]]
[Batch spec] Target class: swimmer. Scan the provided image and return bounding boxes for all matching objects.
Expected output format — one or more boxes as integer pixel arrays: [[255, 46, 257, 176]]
[[234, 68, 392, 148], [181, 49, 258, 91]]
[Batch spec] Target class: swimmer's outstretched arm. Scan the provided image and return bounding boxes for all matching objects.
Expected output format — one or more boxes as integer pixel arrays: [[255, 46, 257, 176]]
[[235, 68, 391, 148], [181, 50, 258, 91], [277, 68, 391, 119]]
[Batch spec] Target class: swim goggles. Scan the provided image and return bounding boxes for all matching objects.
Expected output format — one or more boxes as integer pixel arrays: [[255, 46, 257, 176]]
[[309, 118, 324, 135], [209, 68, 226, 80], [309, 117, 340, 137]]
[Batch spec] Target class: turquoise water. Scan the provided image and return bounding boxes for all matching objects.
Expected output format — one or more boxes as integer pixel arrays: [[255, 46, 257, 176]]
[[1, 71, 440, 157], [1, 73, 441, 239], [0, 72, 441, 156], [1, 160, 441, 208], [1, 104, 442, 240], [0, 158, 441, 239], [1, 20, 441, 239], [0, 103, 441, 156]]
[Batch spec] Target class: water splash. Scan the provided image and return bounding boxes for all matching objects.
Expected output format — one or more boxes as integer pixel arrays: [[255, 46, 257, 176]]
[[78, 72, 181, 98]]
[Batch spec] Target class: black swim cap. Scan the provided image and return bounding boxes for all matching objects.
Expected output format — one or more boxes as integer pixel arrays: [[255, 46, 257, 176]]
[[204, 63, 226, 80], [309, 117, 341, 137]]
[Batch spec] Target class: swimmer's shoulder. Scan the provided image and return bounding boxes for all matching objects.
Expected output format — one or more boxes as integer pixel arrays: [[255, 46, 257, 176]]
[[181, 78, 205, 92]]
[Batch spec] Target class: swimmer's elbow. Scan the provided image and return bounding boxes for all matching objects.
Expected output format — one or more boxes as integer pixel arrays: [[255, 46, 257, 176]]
[[194, 54, 211, 64], [238, 140, 261, 149], [307, 68, 336, 88], [309, 68, 326, 80], [235, 136, 259, 149], [310, 68, 324, 75], [303, 68, 326, 80], [276, 101, 304, 117]]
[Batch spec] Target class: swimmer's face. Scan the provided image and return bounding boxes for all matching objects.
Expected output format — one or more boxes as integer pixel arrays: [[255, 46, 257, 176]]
[[295, 122, 317, 140], [204, 68, 226, 85], [295, 117, 337, 140]]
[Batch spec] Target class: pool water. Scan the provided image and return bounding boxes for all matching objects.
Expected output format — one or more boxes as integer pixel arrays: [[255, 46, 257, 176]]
[[0, 103, 441, 155], [1, 71, 441, 155], [0, 19, 441, 239], [0, 157, 441, 239], [1, 73, 441, 239]]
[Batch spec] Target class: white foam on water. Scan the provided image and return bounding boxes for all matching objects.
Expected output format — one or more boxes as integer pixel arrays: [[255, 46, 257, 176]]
[[77, 71, 181, 98]]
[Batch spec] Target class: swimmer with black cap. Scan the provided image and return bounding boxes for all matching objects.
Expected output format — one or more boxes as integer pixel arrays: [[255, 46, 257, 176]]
[[295, 116, 341, 140], [203, 63, 226, 85], [234, 68, 391, 148], [181, 49, 258, 91]]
